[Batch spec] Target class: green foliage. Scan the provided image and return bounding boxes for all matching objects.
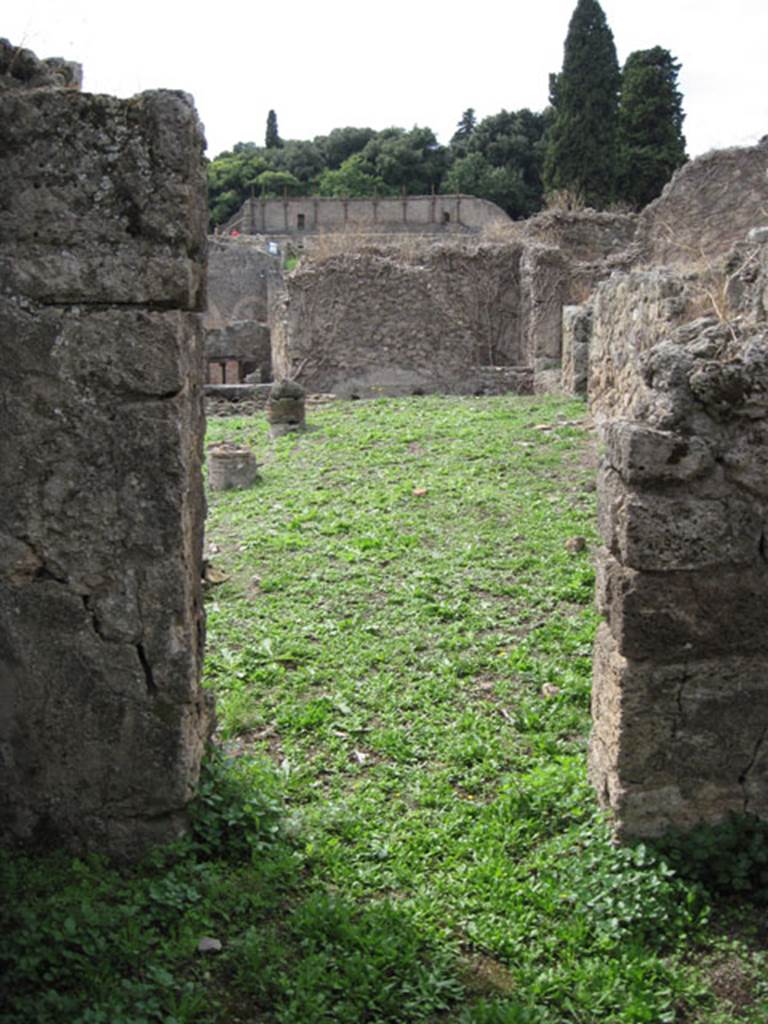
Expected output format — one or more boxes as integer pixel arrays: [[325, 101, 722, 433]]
[[356, 125, 449, 194], [253, 169, 301, 196], [460, 108, 549, 217], [451, 108, 477, 155], [544, 0, 621, 207], [189, 747, 284, 860], [443, 153, 528, 216], [616, 46, 687, 209], [315, 125, 377, 169], [654, 814, 768, 900], [265, 108, 282, 149], [316, 151, 393, 197]]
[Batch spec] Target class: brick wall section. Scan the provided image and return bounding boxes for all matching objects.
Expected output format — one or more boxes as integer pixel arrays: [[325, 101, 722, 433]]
[[0, 52, 213, 857]]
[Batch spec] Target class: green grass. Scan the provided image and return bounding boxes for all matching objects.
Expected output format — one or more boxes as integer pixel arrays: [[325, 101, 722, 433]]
[[3, 394, 768, 1023]]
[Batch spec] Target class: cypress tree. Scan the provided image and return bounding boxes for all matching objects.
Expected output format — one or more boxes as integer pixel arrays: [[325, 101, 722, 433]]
[[617, 47, 687, 209], [543, 0, 620, 207], [265, 109, 282, 149]]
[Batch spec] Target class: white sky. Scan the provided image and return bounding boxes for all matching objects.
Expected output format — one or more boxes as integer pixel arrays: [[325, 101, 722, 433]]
[[5, 0, 767, 160]]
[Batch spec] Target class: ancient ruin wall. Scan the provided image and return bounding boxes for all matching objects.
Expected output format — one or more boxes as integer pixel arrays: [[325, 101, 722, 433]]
[[272, 242, 525, 397], [205, 237, 281, 383], [521, 210, 637, 265], [588, 236, 768, 837], [636, 139, 768, 268], [0, 49, 213, 857]]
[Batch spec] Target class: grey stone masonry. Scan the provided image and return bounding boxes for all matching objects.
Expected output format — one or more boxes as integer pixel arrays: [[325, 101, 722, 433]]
[[588, 247, 768, 838], [0, 48, 213, 858]]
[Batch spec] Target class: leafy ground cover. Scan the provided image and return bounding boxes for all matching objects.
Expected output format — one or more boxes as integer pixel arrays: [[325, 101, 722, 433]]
[[3, 394, 768, 1023]]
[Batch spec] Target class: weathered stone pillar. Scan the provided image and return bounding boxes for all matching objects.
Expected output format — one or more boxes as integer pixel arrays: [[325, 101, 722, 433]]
[[520, 244, 568, 371], [588, 257, 768, 838], [561, 304, 592, 396], [0, 44, 213, 857]]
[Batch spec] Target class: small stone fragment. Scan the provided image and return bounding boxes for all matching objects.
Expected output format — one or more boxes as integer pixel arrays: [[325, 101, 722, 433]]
[[196, 937, 223, 954], [564, 536, 587, 553]]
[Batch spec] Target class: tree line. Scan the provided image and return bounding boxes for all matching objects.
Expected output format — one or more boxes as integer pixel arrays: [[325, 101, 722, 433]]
[[208, 0, 686, 227]]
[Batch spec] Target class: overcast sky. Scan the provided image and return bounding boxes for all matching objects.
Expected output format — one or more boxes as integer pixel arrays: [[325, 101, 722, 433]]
[[5, 0, 767, 160]]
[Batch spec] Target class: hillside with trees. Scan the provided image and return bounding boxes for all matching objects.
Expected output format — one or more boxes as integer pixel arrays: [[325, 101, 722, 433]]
[[207, 0, 686, 227]]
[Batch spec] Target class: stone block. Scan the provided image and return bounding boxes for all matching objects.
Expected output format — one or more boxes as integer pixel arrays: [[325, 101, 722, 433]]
[[589, 624, 768, 837], [595, 547, 768, 661], [596, 465, 763, 571], [0, 88, 207, 308], [601, 421, 715, 484]]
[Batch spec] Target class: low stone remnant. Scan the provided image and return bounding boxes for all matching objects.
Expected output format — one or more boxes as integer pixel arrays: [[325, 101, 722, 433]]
[[267, 380, 307, 437], [588, 241, 768, 838], [207, 443, 260, 491], [0, 44, 212, 858]]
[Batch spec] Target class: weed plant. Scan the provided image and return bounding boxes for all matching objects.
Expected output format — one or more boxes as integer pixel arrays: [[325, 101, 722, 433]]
[[2, 395, 767, 1022]]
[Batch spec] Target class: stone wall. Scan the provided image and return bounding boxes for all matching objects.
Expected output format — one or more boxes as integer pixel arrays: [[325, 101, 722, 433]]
[[521, 209, 637, 265], [0, 46, 213, 857], [205, 237, 281, 386], [272, 242, 527, 397], [636, 139, 768, 268], [588, 233, 768, 838], [223, 194, 511, 237]]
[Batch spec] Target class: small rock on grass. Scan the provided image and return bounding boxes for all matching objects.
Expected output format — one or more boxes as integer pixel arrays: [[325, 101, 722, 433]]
[[197, 937, 223, 954], [564, 536, 587, 553]]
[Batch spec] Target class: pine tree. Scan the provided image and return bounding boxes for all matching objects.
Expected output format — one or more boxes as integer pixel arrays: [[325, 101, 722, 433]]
[[451, 109, 477, 146], [265, 109, 282, 149], [543, 0, 620, 207], [616, 47, 687, 209]]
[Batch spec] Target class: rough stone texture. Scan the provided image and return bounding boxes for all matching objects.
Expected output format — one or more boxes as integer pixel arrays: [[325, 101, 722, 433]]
[[205, 238, 280, 327], [588, 270, 696, 423], [272, 242, 528, 397], [588, 242, 768, 838], [520, 245, 567, 372], [521, 209, 637, 264], [221, 194, 511, 237], [561, 304, 592, 395], [0, 37, 82, 91], [0, 56, 212, 858], [636, 139, 768, 268]]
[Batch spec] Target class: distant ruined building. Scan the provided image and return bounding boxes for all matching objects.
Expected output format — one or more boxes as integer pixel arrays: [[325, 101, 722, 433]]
[[219, 194, 513, 238]]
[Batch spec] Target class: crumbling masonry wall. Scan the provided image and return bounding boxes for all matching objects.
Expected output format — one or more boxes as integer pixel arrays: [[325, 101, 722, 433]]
[[0, 45, 213, 857], [588, 234, 768, 837], [272, 242, 528, 397]]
